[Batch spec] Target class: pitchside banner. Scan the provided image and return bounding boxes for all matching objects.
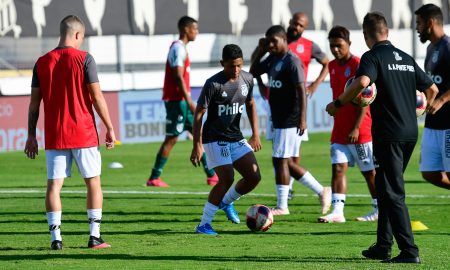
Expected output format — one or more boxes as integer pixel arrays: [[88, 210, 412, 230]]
[[2, 0, 448, 38]]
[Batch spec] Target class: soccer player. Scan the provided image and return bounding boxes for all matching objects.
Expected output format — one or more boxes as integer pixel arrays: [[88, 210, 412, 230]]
[[191, 44, 261, 235], [415, 4, 450, 190], [24, 15, 115, 250], [326, 12, 438, 263], [318, 26, 377, 223], [146, 16, 218, 187], [250, 25, 330, 216]]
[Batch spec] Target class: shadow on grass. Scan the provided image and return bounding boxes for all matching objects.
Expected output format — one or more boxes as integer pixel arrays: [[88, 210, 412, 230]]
[[0, 253, 368, 263]]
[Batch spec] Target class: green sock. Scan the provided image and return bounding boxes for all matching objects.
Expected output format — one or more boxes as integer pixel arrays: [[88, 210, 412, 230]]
[[150, 154, 168, 179], [201, 153, 215, 177]]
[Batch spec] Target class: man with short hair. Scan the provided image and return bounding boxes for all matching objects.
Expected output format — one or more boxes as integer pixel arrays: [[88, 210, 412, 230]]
[[251, 25, 330, 216], [146, 16, 218, 187], [25, 15, 116, 250], [326, 12, 438, 264], [415, 4, 450, 190], [191, 44, 261, 235]]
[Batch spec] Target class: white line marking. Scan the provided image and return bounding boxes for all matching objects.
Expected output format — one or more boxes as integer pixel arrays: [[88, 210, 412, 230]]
[[0, 189, 449, 198]]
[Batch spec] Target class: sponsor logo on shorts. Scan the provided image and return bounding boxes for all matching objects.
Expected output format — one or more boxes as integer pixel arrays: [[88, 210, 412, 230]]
[[221, 146, 230, 157], [355, 144, 368, 161], [445, 130, 450, 158], [217, 141, 228, 146]]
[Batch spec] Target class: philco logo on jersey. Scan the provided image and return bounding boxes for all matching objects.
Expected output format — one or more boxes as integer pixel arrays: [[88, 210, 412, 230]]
[[427, 72, 443, 84], [218, 102, 244, 116], [268, 76, 282, 88]]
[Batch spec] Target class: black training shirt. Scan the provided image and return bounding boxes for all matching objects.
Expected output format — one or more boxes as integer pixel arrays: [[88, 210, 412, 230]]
[[356, 40, 433, 142], [197, 70, 254, 143], [424, 35, 450, 130]]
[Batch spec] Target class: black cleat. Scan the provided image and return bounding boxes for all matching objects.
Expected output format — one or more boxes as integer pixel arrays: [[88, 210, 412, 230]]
[[362, 243, 391, 260], [50, 240, 63, 250], [88, 236, 111, 249], [382, 254, 421, 264]]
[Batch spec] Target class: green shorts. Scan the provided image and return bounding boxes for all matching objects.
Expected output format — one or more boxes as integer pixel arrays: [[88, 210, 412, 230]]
[[165, 100, 193, 136]]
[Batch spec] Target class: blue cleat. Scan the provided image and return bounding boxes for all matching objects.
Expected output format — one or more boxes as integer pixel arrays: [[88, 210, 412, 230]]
[[195, 223, 218, 235], [219, 202, 240, 224]]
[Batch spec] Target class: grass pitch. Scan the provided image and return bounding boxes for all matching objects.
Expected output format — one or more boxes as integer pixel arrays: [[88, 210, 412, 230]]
[[0, 132, 449, 269]]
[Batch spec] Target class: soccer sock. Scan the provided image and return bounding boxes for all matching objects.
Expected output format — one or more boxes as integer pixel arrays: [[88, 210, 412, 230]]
[[222, 186, 242, 205], [372, 198, 378, 211], [288, 177, 295, 190], [199, 202, 219, 226], [276, 184, 290, 209], [47, 211, 62, 242], [331, 193, 346, 215], [87, 209, 102, 238], [201, 153, 216, 177], [298, 171, 323, 195], [150, 154, 168, 179]]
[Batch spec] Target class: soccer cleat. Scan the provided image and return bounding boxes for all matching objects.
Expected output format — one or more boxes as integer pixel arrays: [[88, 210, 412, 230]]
[[318, 213, 346, 223], [356, 209, 378, 222], [206, 174, 219, 186], [195, 223, 218, 235], [362, 243, 391, 260], [88, 236, 111, 249], [146, 178, 169, 187], [219, 202, 240, 224], [271, 207, 290, 215], [50, 240, 63, 250], [319, 186, 332, 214], [287, 189, 294, 200]]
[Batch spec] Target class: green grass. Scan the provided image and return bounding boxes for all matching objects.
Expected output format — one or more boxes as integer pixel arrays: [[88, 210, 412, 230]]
[[0, 132, 449, 269]]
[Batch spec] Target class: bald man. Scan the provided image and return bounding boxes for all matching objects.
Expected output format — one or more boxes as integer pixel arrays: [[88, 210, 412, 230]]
[[25, 15, 115, 250]]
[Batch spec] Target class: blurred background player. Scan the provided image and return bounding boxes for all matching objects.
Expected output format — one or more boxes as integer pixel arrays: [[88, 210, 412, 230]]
[[414, 4, 450, 190], [251, 25, 330, 216], [318, 26, 377, 224], [146, 16, 218, 187], [24, 15, 115, 250], [191, 44, 261, 235], [326, 12, 438, 263]]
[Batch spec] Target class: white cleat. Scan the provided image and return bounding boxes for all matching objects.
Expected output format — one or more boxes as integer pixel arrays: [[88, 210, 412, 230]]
[[356, 209, 378, 222], [319, 187, 332, 214], [271, 207, 290, 216], [318, 213, 346, 223]]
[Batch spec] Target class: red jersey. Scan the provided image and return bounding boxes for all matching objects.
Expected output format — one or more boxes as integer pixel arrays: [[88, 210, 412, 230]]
[[34, 47, 99, 149], [329, 56, 372, 144], [162, 40, 191, 101], [288, 37, 326, 79]]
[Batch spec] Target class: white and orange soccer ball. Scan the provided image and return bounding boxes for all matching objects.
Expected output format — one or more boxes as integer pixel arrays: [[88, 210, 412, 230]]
[[416, 90, 427, 117], [345, 76, 377, 107], [246, 204, 273, 232]]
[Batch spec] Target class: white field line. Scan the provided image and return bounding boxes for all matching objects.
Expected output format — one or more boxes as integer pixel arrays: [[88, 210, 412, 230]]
[[0, 189, 449, 199]]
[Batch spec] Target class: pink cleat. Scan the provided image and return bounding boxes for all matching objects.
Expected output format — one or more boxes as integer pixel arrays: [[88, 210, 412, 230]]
[[319, 187, 332, 214], [206, 174, 219, 186], [146, 178, 170, 187], [88, 236, 111, 249], [271, 207, 290, 216], [318, 213, 346, 223]]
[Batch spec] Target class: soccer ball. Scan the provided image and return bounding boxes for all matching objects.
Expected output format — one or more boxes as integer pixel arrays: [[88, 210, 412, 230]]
[[246, 204, 273, 232], [345, 76, 377, 107], [416, 90, 427, 117]]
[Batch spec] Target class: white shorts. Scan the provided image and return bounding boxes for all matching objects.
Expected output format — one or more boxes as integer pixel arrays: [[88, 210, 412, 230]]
[[264, 99, 308, 141], [272, 128, 302, 158], [330, 143, 375, 172], [45, 147, 102, 180], [203, 139, 253, 169], [420, 128, 450, 172]]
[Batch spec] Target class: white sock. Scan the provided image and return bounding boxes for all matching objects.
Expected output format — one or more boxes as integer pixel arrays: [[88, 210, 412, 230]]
[[199, 202, 219, 226], [331, 193, 346, 215], [222, 186, 242, 205], [372, 198, 378, 211], [288, 177, 295, 189], [87, 209, 102, 238], [47, 211, 62, 242], [298, 171, 323, 194], [276, 185, 290, 209]]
